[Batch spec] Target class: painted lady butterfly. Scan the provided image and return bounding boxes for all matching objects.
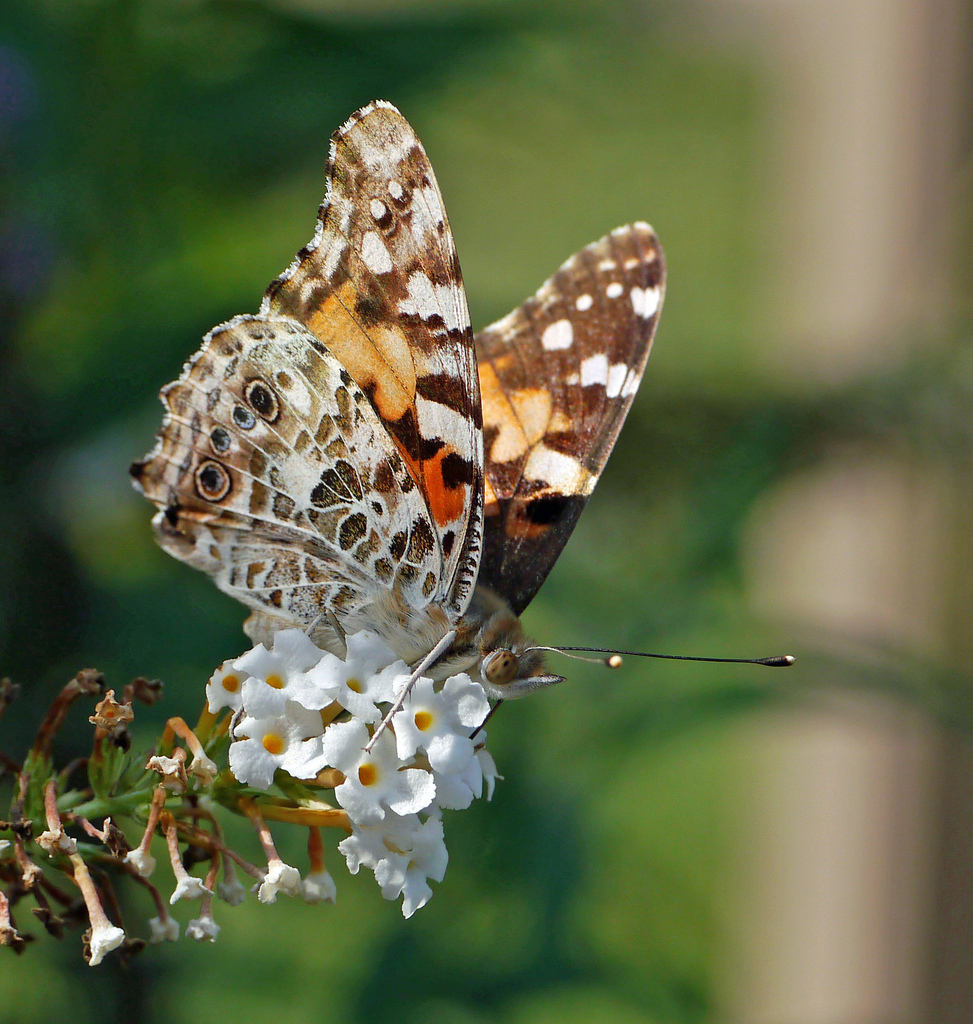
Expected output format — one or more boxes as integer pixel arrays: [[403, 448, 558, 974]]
[[131, 101, 665, 703]]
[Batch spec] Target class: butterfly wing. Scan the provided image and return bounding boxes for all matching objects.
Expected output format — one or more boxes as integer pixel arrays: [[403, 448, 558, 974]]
[[474, 223, 665, 615], [262, 101, 483, 617], [133, 102, 485, 648], [131, 313, 447, 645]]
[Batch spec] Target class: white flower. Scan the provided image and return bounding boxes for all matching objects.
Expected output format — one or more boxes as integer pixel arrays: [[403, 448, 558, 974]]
[[146, 754, 186, 792], [124, 848, 156, 878], [186, 913, 220, 942], [393, 673, 489, 772], [301, 869, 337, 904], [187, 752, 218, 787], [88, 921, 126, 965], [36, 828, 77, 856], [170, 874, 212, 904], [206, 659, 247, 714], [339, 812, 448, 919], [322, 720, 435, 825], [430, 750, 483, 811], [476, 743, 502, 801], [147, 915, 179, 943], [305, 630, 406, 723], [216, 876, 247, 906], [235, 629, 332, 717], [256, 860, 302, 904], [229, 702, 328, 789]]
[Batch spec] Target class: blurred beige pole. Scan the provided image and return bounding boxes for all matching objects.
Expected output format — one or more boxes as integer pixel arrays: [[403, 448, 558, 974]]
[[710, 0, 971, 1021], [741, 0, 965, 382]]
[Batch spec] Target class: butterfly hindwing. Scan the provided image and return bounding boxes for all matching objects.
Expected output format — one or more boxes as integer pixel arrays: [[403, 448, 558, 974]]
[[474, 223, 665, 614], [131, 313, 446, 644], [262, 101, 483, 617]]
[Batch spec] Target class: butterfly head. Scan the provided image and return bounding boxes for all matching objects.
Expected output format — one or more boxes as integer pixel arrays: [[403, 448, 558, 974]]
[[468, 587, 564, 700], [480, 646, 564, 699]]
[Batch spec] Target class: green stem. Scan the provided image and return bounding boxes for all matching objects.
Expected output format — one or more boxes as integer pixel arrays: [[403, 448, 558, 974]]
[[66, 787, 160, 821]]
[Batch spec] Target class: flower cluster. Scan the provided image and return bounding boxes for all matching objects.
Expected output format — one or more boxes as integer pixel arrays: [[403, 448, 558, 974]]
[[208, 628, 499, 917], [0, 632, 500, 966]]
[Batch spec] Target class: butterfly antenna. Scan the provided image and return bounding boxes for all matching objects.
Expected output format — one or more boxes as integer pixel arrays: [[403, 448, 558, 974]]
[[526, 646, 627, 668], [531, 646, 795, 669]]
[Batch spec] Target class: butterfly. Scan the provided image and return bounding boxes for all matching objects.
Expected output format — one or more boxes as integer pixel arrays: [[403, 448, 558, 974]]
[[131, 100, 665, 703]]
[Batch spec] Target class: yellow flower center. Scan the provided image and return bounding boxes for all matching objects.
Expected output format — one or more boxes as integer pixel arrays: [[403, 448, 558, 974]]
[[346, 677, 363, 694], [266, 673, 285, 689], [414, 711, 434, 732], [221, 674, 241, 693], [262, 733, 284, 755], [358, 763, 378, 786]]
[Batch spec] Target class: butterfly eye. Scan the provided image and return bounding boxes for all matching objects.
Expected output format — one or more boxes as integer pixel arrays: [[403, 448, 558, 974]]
[[482, 649, 520, 688], [195, 460, 232, 501], [244, 379, 280, 422]]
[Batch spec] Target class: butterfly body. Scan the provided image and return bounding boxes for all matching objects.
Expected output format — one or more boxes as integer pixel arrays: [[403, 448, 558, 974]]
[[131, 101, 665, 700]]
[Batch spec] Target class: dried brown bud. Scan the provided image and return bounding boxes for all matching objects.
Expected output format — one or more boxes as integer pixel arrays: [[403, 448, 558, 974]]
[[0, 924, 29, 954], [128, 677, 164, 706], [0, 678, 20, 719], [74, 669, 106, 697], [9, 818, 32, 842], [89, 690, 135, 734], [31, 905, 66, 939], [102, 819, 130, 859]]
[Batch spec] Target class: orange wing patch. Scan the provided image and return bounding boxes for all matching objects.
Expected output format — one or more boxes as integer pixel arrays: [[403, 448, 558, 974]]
[[413, 447, 469, 529], [306, 281, 417, 422]]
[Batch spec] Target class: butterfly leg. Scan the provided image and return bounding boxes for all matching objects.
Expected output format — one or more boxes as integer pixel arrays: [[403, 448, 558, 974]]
[[324, 610, 347, 647], [469, 699, 501, 740], [365, 628, 458, 752]]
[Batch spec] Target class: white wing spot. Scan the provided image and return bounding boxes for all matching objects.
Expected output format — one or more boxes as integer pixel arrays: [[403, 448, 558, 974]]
[[416, 396, 471, 452], [524, 445, 593, 493], [388, 179, 404, 200], [580, 353, 608, 387], [399, 271, 468, 333], [361, 231, 393, 275], [566, 372, 580, 385], [631, 285, 661, 319], [606, 282, 623, 299], [541, 319, 573, 351], [369, 198, 388, 221], [320, 240, 347, 284], [606, 363, 628, 399], [598, 259, 616, 271], [575, 294, 593, 312]]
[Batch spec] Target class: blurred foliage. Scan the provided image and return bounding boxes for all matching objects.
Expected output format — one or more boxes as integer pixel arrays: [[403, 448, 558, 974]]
[[1, 2, 971, 1023]]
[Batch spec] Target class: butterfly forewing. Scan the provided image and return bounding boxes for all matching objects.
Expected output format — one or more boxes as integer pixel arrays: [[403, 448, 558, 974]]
[[474, 223, 665, 614], [261, 101, 483, 617]]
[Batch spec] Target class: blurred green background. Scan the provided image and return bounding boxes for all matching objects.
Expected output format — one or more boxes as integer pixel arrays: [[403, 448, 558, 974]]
[[2, 1, 973, 1022]]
